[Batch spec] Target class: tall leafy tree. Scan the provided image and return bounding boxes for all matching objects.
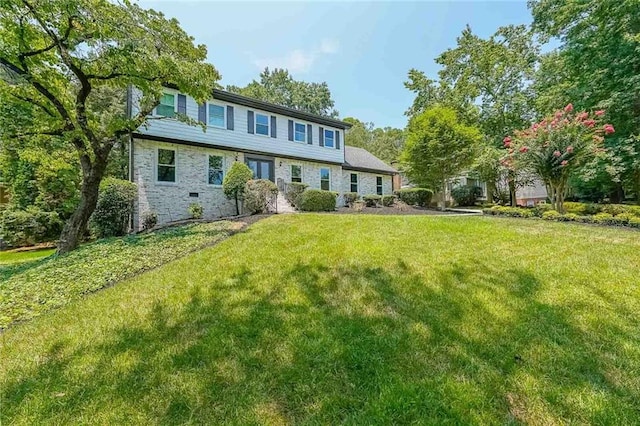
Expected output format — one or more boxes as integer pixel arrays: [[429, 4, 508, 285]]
[[0, 0, 219, 253], [402, 106, 482, 210], [227, 68, 338, 118], [529, 0, 640, 202], [344, 117, 405, 164]]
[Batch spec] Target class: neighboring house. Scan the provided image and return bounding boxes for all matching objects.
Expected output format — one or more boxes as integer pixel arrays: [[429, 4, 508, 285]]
[[129, 88, 397, 229]]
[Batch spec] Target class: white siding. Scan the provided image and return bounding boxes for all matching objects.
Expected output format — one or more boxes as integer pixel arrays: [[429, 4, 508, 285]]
[[136, 88, 345, 164]]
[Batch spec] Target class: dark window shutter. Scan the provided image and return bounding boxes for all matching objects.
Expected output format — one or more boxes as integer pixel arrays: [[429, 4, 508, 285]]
[[247, 110, 254, 134], [288, 120, 294, 141], [271, 116, 277, 138], [307, 124, 312, 144], [227, 106, 234, 130], [319, 127, 324, 147], [177, 94, 186, 114], [335, 131, 341, 149], [198, 103, 206, 124]]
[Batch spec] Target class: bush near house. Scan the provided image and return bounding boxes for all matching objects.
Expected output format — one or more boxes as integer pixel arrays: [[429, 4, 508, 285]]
[[363, 194, 382, 207], [450, 185, 483, 206], [0, 207, 63, 247], [142, 211, 158, 230], [297, 190, 337, 212], [243, 179, 278, 214], [395, 188, 433, 207], [188, 203, 203, 219], [90, 178, 137, 238], [381, 195, 395, 207], [285, 182, 308, 208], [343, 192, 359, 207]]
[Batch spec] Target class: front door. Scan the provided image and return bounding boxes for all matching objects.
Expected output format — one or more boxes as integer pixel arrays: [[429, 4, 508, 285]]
[[246, 158, 275, 182]]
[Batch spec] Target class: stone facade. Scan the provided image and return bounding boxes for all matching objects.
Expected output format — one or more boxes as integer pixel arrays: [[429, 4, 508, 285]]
[[133, 138, 241, 230], [341, 170, 393, 197], [133, 139, 397, 228]]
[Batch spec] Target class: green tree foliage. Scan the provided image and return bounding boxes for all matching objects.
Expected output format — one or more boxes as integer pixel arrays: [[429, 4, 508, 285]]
[[506, 104, 615, 212], [90, 178, 137, 238], [0, 0, 220, 253], [343, 117, 405, 164], [222, 162, 253, 215], [529, 0, 640, 202], [405, 25, 539, 204], [227, 68, 338, 118], [402, 107, 482, 210]]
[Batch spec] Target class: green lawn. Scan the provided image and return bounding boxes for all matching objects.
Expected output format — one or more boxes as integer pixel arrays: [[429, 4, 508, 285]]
[[1, 215, 639, 424], [0, 247, 55, 265]]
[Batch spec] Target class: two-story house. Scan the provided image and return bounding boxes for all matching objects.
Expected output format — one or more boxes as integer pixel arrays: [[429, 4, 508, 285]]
[[129, 88, 397, 229]]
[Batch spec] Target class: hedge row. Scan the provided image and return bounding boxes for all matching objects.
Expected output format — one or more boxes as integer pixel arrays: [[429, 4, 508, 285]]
[[394, 188, 433, 207], [297, 190, 337, 212], [483, 206, 640, 228]]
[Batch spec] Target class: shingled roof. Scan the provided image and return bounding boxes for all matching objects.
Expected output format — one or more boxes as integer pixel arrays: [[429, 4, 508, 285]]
[[343, 146, 398, 175]]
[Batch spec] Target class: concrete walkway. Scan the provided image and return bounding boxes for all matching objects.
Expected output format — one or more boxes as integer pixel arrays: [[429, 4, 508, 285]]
[[276, 193, 296, 214]]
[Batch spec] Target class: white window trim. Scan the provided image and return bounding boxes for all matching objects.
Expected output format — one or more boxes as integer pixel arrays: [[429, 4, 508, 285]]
[[350, 172, 359, 193], [207, 102, 226, 129], [155, 146, 178, 185], [320, 167, 331, 191], [206, 153, 226, 187], [254, 112, 271, 137], [155, 91, 178, 117], [323, 129, 335, 149], [293, 121, 307, 143], [291, 164, 303, 183]]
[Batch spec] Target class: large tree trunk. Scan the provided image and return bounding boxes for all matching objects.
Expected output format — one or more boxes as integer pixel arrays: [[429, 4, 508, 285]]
[[57, 152, 108, 254]]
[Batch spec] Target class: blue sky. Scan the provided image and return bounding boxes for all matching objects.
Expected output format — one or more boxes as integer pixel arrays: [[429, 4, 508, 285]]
[[140, 1, 533, 129]]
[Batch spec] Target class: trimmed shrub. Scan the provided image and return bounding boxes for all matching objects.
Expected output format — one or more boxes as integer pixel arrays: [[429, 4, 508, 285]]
[[591, 212, 614, 225], [343, 192, 359, 207], [188, 203, 203, 219], [601, 204, 627, 216], [142, 211, 158, 230], [0, 207, 63, 247], [450, 185, 483, 206], [298, 190, 337, 212], [575, 215, 592, 223], [558, 213, 578, 222], [243, 179, 278, 214], [363, 194, 382, 207], [382, 195, 395, 207], [223, 162, 253, 215], [285, 182, 308, 207], [625, 205, 640, 217], [542, 210, 561, 220], [90, 178, 137, 238], [628, 217, 640, 228], [532, 203, 553, 217], [395, 188, 433, 207]]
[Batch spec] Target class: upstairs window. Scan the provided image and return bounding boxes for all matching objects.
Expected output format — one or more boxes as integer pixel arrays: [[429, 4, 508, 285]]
[[324, 129, 335, 148], [294, 123, 306, 142], [157, 148, 176, 182], [208, 155, 224, 185], [291, 165, 302, 183], [320, 168, 331, 191], [157, 93, 175, 118], [350, 173, 358, 193], [376, 176, 383, 195], [208, 104, 225, 127], [255, 113, 270, 136]]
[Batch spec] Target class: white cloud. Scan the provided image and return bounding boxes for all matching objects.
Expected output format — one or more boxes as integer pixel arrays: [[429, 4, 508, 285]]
[[252, 39, 339, 74]]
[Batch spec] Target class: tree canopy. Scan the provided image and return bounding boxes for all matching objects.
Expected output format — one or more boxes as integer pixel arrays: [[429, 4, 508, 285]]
[[402, 106, 482, 210], [227, 68, 338, 118], [0, 0, 220, 252], [343, 117, 404, 165]]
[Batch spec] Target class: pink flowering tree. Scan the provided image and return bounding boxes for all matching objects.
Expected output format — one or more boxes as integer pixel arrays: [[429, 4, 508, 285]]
[[504, 104, 615, 213]]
